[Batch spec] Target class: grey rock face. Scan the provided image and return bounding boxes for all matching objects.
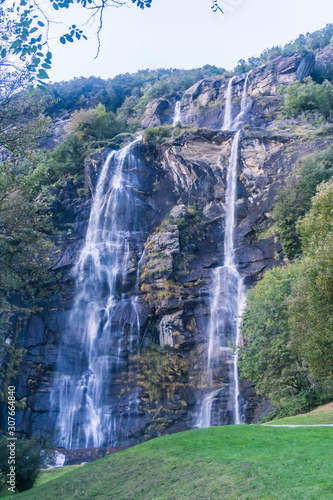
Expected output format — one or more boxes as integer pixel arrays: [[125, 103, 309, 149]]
[[143, 52, 318, 132], [5, 48, 333, 446]]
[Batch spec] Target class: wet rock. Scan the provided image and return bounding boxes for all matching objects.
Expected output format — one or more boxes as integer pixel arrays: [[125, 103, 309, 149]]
[[8, 49, 333, 443]]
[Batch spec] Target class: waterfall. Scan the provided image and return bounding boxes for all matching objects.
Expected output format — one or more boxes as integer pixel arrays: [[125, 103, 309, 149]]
[[198, 73, 251, 428], [223, 73, 251, 132], [173, 101, 182, 126], [52, 137, 143, 449], [233, 71, 251, 131], [222, 76, 235, 131]]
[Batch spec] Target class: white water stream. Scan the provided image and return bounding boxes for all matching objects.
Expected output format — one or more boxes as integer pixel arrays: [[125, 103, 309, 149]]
[[53, 137, 143, 449], [198, 73, 251, 428], [173, 101, 182, 126]]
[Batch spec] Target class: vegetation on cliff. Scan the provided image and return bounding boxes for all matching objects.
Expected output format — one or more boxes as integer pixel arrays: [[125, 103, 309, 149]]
[[235, 23, 333, 77], [0, 69, 57, 394], [240, 176, 333, 420], [273, 145, 333, 259]]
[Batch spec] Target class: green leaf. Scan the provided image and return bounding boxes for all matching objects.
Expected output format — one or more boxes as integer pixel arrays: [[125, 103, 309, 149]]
[[37, 68, 49, 79], [29, 27, 38, 33], [1, 48, 6, 58], [37, 21, 45, 27], [60, 36, 66, 44]]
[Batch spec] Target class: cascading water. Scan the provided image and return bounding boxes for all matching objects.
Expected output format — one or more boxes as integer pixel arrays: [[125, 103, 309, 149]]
[[173, 100, 182, 126], [198, 73, 251, 428], [52, 137, 144, 449], [222, 76, 235, 131]]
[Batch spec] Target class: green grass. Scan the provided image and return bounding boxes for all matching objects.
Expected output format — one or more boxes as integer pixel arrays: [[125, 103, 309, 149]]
[[265, 409, 333, 426], [34, 465, 80, 486], [5, 426, 333, 500], [0, 466, 77, 499]]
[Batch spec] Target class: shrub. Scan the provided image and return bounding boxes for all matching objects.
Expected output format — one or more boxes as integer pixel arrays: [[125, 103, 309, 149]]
[[0, 435, 53, 493], [143, 127, 172, 146], [283, 78, 333, 121], [273, 145, 333, 259]]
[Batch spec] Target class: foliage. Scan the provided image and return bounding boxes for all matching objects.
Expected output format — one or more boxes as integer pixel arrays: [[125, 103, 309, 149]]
[[265, 404, 333, 425], [24, 134, 85, 196], [288, 182, 333, 380], [259, 388, 332, 422], [6, 426, 333, 500], [0, 160, 55, 370], [239, 265, 310, 405], [0, 53, 56, 385], [68, 103, 126, 141], [273, 145, 333, 259], [242, 177, 333, 415], [137, 344, 189, 404], [38, 66, 225, 121], [296, 178, 333, 253], [0, 434, 53, 492], [282, 78, 333, 120], [25, 102, 132, 197], [234, 24, 333, 75], [143, 126, 172, 146]]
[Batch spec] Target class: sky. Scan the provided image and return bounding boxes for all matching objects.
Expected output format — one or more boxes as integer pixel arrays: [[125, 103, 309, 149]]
[[45, 0, 333, 82]]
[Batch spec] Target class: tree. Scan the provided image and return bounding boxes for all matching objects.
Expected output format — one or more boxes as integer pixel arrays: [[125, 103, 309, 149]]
[[0, 11, 56, 384], [289, 179, 333, 380], [296, 178, 333, 253], [283, 77, 333, 120], [273, 145, 333, 259], [239, 265, 310, 405]]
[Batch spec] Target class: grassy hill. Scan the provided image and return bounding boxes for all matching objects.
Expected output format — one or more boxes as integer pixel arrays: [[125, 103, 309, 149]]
[[4, 425, 333, 500], [265, 403, 333, 426]]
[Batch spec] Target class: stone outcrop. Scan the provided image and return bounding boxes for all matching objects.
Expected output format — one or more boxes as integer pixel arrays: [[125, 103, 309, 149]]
[[143, 51, 323, 132], [2, 48, 333, 449], [142, 98, 173, 128]]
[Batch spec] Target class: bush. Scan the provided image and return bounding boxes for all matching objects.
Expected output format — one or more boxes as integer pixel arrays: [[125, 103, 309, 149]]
[[273, 145, 333, 259], [260, 388, 333, 422], [69, 103, 125, 141], [143, 126, 172, 146], [283, 78, 333, 121], [25, 133, 85, 196], [0, 435, 53, 493]]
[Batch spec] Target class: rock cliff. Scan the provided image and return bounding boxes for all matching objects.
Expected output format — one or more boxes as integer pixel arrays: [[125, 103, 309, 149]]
[[2, 49, 332, 452]]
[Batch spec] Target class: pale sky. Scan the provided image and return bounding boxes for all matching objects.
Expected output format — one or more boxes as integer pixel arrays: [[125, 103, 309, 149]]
[[46, 0, 333, 82]]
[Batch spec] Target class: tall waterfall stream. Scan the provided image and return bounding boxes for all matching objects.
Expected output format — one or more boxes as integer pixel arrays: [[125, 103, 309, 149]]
[[53, 138, 143, 449], [197, 73, 251, 427]]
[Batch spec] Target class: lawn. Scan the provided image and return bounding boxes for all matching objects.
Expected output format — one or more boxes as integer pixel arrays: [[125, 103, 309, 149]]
[[3, 425, 333, 500], [265, 403, 333, 425]]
